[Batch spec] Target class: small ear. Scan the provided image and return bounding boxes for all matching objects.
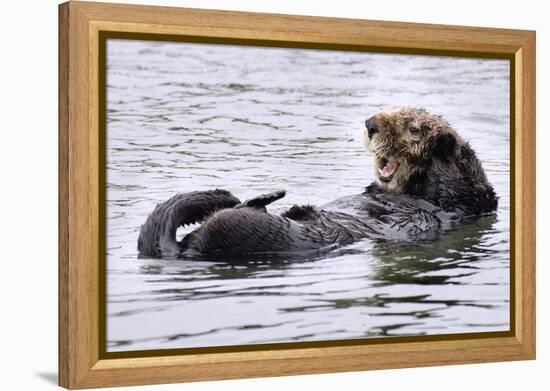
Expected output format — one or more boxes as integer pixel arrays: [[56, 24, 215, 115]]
[[432, 130, 458, 161]]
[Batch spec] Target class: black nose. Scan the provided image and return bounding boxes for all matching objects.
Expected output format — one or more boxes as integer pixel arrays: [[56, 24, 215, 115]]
[[365, 116, 378, 138]]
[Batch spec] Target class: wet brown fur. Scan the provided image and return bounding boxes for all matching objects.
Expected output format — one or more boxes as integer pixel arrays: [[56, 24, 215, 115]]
[[364, 107, 497, 216]]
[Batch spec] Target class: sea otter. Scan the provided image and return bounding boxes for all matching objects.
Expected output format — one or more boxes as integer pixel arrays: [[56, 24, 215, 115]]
[[137, 107, 497, 259]]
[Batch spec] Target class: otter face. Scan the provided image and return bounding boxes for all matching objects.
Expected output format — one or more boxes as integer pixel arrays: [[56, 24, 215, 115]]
[[363, 107, 460, 193]]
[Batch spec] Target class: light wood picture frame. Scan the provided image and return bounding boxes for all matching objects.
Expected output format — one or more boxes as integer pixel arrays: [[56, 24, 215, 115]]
[[59, 1, 536, 389]]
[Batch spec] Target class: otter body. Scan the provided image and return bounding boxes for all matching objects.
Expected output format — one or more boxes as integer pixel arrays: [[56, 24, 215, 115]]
[[138, 108, 497, 260]]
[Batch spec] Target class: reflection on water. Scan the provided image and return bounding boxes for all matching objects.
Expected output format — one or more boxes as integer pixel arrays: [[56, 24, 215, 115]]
[[106, 40, 510, 352]]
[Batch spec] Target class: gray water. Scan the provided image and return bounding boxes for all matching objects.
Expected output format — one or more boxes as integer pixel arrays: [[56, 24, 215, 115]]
[[106, 39, 510, 352]]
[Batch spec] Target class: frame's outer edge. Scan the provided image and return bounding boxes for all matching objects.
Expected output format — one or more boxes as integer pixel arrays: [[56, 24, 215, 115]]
[[60, 2, 97, 388], [520, 31, 536, 358], [58, 1, 536, 389], [512, 31, 536, 357], [59, 2, 70, 388]]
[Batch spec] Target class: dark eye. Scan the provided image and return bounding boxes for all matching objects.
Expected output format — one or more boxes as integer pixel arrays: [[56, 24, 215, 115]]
[[409, 127, 420, 134]]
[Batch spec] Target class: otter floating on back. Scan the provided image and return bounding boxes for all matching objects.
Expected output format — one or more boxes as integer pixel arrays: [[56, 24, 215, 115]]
[[137, 107, 497, 259]]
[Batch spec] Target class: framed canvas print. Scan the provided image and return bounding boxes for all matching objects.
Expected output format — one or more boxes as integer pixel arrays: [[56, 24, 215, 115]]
[[58, 1, 536, 389]]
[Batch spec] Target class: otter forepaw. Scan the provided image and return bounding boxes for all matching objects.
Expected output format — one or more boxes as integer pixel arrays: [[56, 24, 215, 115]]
[[235, 189, 286, 210]]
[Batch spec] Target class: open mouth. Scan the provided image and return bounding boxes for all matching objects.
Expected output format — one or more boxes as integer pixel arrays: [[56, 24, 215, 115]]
[[376, 157, 399, 182]]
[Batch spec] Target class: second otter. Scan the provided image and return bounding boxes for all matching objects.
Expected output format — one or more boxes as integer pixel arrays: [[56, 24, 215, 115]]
[[138, 107, 497, 259]]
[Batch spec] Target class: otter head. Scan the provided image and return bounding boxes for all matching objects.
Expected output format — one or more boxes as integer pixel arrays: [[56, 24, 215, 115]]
[[363, 107, 460, 195]]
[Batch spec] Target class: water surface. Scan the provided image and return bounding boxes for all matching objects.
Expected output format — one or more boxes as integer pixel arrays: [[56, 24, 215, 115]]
[[106, 40, 510, 352]]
